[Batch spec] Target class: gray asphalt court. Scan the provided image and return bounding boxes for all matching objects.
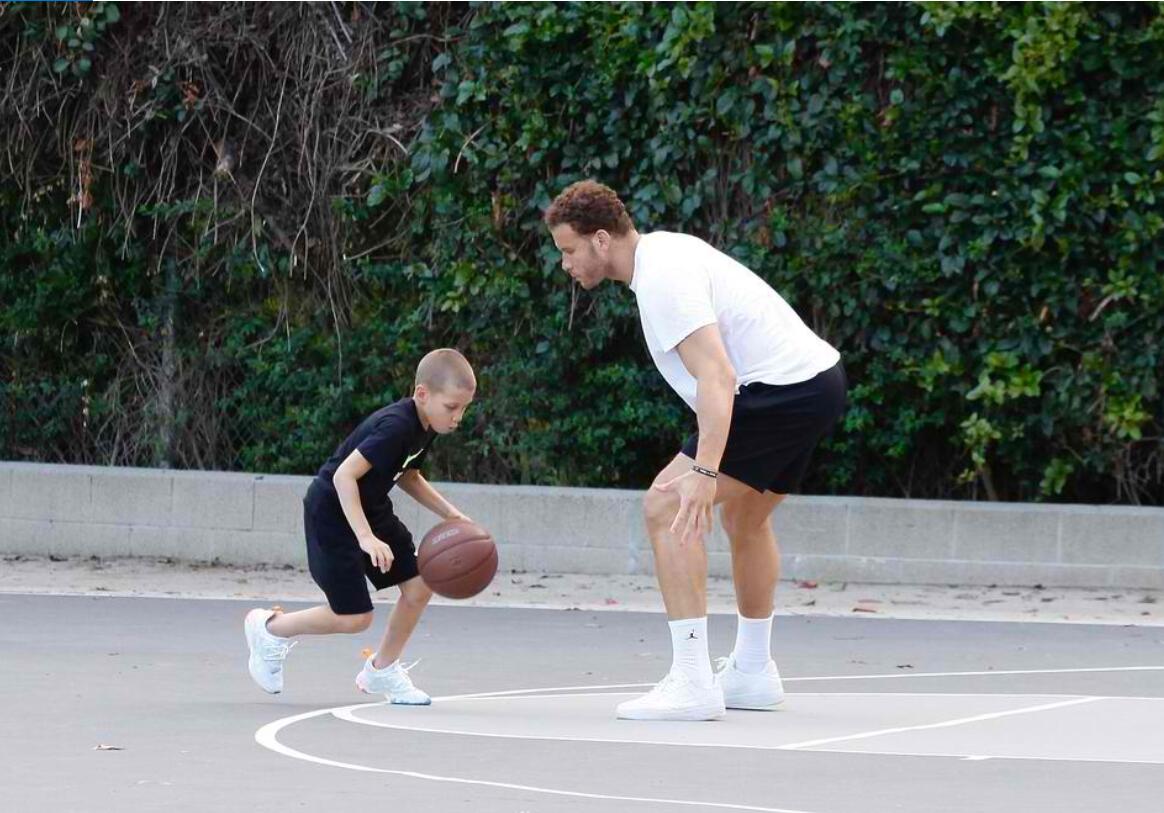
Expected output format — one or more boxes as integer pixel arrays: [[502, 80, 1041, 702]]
[[2, 592, 1162, 812]]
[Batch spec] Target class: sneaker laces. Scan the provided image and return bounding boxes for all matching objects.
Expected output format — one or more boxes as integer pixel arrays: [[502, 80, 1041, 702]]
[[261, 639, 296, 662], [644, 670, 686, 698], [392, 658, 422, 688]]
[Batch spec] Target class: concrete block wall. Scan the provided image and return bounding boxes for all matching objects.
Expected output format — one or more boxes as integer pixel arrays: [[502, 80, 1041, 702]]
[[1, 462, 1162, 589]]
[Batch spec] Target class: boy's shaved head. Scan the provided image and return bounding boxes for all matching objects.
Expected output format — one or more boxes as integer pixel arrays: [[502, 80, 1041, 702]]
[[415, 348, 476, 394]]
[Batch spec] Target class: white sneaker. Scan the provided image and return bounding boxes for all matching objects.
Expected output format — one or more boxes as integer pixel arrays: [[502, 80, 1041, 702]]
[[244, 608, 295, 694], [715, 655, 785, 710], [616, 670, 725, 721], [355, 657, 431, 705]]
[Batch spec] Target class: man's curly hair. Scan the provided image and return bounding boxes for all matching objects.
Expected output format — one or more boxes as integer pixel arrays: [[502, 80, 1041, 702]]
[[543, 179, 634, 236]]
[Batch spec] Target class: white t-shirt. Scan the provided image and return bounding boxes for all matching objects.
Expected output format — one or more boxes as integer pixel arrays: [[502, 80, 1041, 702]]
[[629, 231, 840, 411]]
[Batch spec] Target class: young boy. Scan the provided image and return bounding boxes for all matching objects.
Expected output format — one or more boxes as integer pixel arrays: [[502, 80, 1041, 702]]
[[244, 348, 476, 704]]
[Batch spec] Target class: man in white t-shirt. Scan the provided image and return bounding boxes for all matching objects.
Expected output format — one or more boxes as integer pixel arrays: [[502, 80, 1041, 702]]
[[545, 180, 847, 721]]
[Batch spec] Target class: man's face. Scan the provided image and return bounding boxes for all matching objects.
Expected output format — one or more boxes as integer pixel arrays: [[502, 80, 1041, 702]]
[[550, 224, 609, 290]]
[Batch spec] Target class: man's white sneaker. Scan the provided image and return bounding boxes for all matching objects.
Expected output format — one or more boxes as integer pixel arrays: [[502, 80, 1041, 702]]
[[244, 608, 295, 694], [355, 657, 432, 705], [616, 670, 725, 721], [715, 655, 785, 710]]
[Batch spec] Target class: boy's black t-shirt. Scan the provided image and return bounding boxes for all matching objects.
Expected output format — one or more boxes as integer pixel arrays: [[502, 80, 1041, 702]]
[[306, 397, 435, 533]]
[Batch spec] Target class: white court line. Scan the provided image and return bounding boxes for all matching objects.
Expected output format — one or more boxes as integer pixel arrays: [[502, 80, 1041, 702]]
[[435, 664, 1164, 702], [254, 706, 819, 813], [436, 683, 651, 701], [438, 691, 1125, 704], [335, 693, 1114, 752], [783, 665, 1164, 682], [256, 663, 1164, 803], [776, 696, 1105, 750], [844, 746, 1164, 766], [336, 702, 768, 751]]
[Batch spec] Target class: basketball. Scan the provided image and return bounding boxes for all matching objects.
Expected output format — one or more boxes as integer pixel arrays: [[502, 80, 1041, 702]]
[[417, 518, 498, 599]]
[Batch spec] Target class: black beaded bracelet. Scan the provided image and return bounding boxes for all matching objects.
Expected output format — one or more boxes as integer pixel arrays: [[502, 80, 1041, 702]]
[[691, 464, 719, 479]]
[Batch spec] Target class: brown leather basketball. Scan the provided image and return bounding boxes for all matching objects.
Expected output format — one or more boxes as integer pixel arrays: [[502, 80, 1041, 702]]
[[417, 518, 498, 599]]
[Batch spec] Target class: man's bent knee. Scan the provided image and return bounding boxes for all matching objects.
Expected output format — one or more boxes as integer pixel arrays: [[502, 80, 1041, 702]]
[[720, 496, 782, 541], [643, 487, 679, 533]]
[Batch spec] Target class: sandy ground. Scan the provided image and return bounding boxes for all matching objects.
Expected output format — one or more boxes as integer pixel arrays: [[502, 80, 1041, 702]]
[[2, 553, 1161, 626]]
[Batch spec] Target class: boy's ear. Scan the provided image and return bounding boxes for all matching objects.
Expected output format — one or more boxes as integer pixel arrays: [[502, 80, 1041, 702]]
[[414, 383, 428, 401]]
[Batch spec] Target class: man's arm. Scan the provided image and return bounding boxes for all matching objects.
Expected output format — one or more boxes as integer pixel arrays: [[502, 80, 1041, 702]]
[[656, 323, 736, 544], [676, 323, 737, 475], [396, 469, 468, 521]]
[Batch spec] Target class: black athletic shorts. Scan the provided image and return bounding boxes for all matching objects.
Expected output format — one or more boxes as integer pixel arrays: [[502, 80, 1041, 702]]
[[302, 483, 420, 615], [681, 361, 847, 494]]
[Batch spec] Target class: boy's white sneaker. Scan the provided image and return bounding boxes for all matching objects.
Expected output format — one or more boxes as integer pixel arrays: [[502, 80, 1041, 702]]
[[355, 657, 431, 705], [616, 670, 725, 721], [244, 608, 295, 694], [715, 655, 786, 710]]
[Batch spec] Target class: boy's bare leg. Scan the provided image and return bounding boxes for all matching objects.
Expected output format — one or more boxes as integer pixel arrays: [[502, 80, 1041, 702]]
[[266, 605, 373, 637], [373, 576, 433, 667]]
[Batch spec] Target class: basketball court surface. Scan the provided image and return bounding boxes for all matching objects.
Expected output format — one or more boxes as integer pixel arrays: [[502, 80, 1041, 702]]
[[3, 592, 1162, 811]]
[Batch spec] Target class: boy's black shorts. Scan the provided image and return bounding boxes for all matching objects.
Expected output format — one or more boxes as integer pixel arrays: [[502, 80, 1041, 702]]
[[302, 485, 419, 615], [681, 361, 847, 494]]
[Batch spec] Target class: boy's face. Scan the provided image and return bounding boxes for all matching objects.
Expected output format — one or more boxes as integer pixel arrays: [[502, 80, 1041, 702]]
[[414, 384, 475, 434]]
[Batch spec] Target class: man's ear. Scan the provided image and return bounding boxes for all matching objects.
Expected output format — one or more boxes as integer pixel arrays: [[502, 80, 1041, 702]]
[[593, 229, 611, 252]]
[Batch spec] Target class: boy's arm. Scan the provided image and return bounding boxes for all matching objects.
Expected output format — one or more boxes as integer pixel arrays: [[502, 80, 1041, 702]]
[[396, 470, 469, 521], [333, 450, 394, 572]]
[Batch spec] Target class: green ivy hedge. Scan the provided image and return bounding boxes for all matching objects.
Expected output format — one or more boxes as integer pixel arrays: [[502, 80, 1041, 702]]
[[2, 2, 1161, 503]]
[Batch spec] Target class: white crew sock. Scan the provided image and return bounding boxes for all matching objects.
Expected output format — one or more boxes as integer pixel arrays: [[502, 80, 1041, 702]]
[[669, 617, 713, 687], [732, 612, 774, 674]]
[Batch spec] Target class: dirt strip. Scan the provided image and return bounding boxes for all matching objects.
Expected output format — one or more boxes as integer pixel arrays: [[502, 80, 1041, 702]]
[[3, 554, 1161, 626]]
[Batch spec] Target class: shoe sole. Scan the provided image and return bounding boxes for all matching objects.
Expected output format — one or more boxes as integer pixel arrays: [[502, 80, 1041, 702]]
[[725, 696, 785, 711], [617, 704, 726, 721], [245, 610, 281, 695]]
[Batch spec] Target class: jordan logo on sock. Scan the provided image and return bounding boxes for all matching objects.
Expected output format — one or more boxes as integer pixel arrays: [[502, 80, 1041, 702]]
[[687, 631, 698, 640]]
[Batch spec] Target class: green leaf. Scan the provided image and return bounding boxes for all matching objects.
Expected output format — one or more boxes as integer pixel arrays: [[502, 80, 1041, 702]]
[[366, 184, 388, 208], [716, 90, 735, 116], [53, 57, 70, 73]]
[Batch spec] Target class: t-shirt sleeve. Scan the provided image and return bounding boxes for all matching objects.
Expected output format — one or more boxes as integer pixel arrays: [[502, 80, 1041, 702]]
[[640, 264, 717, 353], [355, 418, 409, 474]]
